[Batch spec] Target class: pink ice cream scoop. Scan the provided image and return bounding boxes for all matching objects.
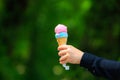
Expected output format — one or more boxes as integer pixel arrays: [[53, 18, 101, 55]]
[[55, 24, 67, 34], [55, 24, 68, 38]]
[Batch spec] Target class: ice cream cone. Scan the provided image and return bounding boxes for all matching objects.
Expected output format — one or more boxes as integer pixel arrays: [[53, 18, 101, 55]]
[[57, 37, 67, 46], [54, 24, 70, 70]]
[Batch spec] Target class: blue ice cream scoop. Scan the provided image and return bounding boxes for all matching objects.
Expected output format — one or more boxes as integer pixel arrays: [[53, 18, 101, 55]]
[[55, 32, 68, 38]]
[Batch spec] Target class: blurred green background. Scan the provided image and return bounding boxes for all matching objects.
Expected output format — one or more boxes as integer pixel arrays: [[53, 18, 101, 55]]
[[0, 0, 120, 80]]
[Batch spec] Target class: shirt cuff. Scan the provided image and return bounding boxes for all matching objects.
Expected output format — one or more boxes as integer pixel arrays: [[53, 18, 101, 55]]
[[80, 52, 99, 68]]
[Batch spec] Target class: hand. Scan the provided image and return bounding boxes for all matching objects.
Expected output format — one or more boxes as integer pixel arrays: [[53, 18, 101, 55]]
[[58, 45, 84, 64]]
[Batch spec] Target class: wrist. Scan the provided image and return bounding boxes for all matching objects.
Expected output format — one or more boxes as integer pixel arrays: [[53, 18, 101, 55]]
[[76, 51, 84, 64], [79, 52, 84, 64]]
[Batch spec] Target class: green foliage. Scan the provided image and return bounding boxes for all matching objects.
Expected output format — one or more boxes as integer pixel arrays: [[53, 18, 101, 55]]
[[0, 0, 120, 80]]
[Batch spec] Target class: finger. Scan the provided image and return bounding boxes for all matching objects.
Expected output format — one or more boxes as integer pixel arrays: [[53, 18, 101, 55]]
[[58, 50, 67, 56], [59, 54, 68, 62], [60, 60, 67, 64], [58, 45, 68, 51]]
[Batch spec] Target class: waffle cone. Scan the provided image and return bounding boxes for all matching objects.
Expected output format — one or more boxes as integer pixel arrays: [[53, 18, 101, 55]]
[[57, 38, 67, 46]]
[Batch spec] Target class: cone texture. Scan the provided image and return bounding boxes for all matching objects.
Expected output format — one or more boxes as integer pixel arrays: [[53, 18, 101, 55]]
[[57, 38, 67, 46]]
